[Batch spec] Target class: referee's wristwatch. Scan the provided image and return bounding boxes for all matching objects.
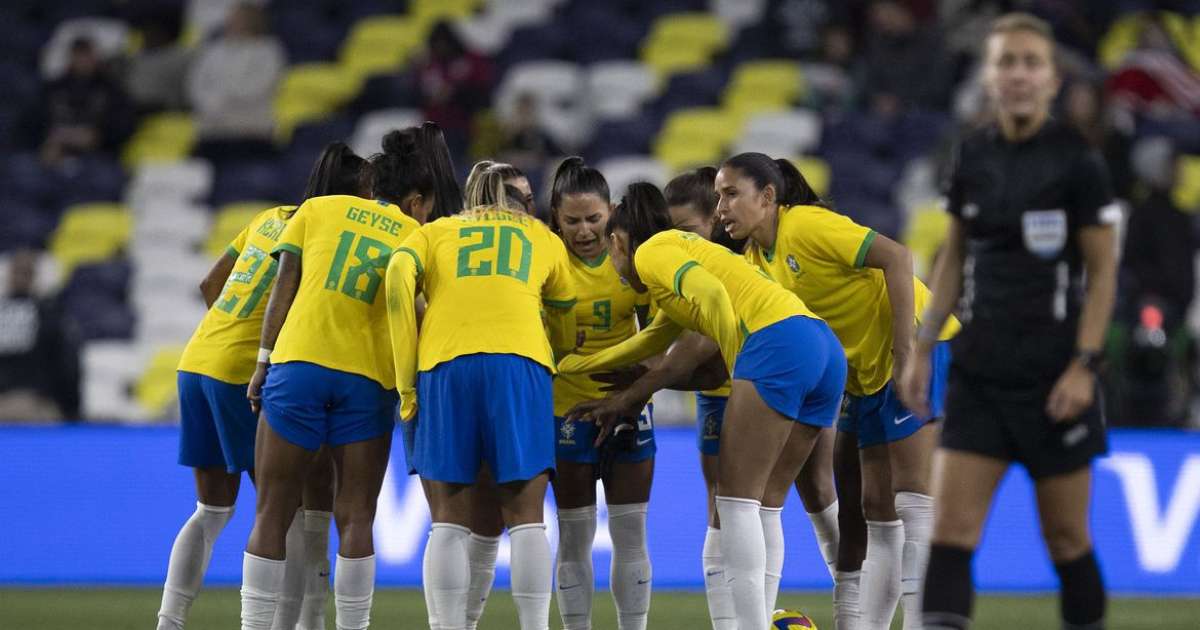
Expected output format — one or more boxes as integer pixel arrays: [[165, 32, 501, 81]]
[[1073, 350, 1103, 374]]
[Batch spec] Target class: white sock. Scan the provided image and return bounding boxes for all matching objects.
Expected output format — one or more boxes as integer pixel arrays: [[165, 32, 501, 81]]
[[241, 552, 286, 630], [702, 527, 737, 630], [333, 554, 375, 630], [896, 492, 934, 630], [423, 530, 442, 630], [510, 523, 553, 630], [556, 505, 597, 630], [299, 510, 332, 630], [860, 519, 904, 630], [271, 511, 305, 630], [833, 570, 862, 630], [761, 506, 784, 620], [466, 533, 501, 630], [715, 496, 768, 630], [807, 500, 841, 579], [158, 502, 234, 630], [608, 503, 652, 630], [427, 523, 471, 630]]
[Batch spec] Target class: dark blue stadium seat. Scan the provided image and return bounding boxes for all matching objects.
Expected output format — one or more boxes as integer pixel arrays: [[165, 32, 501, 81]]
[[273, 7, 346, 64], [562, 5, 645, 64], [496, 23, 571, 73], [289, 114, 357, 157], [350, 72, 420, 115], [65, 293, 136, 341], [63, 259, 131, 303], [58, 156, 126, 206], [0, 200, 57, 251], [585, 115, 660, 163], [654, 67, 729, 113], [209, 159, 287, 207], [3, 152, 61, 207]]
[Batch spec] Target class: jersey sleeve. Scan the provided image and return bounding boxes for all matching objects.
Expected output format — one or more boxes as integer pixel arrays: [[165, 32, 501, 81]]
[[542, 236, 579, 358], [557, 314, 683, 374], [674, 263, 741, 377], [1070, 149, 1119, 227], [226, 223, 250, 258], [273, 202, 311, 259], [386, 228, 429, 420], [790, 208, 876, 270]]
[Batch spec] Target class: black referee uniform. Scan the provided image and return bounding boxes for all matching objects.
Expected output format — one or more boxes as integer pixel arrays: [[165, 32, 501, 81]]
[[940, 118, 1119, 479]]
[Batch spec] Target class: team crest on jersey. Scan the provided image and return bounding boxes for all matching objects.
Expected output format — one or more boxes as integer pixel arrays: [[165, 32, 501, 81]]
[[559, 419, 577, 443], [703, 414, 719, 439], [785, 254, 801, 274], [1021, 209, 1067, 259]]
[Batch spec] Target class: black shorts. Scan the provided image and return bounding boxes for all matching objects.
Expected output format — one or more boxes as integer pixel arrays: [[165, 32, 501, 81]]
[[941, 366, 1107, 480]]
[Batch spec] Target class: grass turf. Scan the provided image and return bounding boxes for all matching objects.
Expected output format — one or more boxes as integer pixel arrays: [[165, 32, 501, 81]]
[[2, 588, 1198, 629]]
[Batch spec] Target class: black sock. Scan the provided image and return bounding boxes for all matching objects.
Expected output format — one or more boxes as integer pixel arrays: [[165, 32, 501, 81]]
[[1055, 550, 1106, 629], [923, 544, 974, 629]]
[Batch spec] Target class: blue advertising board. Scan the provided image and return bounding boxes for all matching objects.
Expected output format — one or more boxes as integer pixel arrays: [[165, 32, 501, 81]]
[[2, 426, 1198, 592]]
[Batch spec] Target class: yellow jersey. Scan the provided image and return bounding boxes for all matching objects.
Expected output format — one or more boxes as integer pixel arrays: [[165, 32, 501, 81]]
[[178, 205, 295, 383], [744, 204, 959, 396], [270, 195, 420, 388], [558, 230, 818, 378], [387, 207, 577, 419], [553, 250, 651, 416]]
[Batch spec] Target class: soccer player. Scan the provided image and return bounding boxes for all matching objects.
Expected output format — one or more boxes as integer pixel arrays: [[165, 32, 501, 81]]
[[385, 174, 577, 630], [160, 142, 365, 630], [715, 152, 957, 630], [561, 183, 846, 630], [899, 14, 1118, 630], [465, 160, 535, 217], [240, 123, 461, 630], [546, 157, 654, 630]]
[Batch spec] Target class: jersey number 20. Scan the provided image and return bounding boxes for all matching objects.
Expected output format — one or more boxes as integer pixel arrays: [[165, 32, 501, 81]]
[[456, 226, 533, 283]]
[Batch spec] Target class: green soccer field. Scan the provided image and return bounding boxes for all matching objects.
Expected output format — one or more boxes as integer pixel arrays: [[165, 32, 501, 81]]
[[3, 588, 1199, 629]]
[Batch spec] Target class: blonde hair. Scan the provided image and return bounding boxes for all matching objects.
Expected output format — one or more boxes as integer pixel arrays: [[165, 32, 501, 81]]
[[989, 12, 1054, 40], [466, 168, 514, 210]]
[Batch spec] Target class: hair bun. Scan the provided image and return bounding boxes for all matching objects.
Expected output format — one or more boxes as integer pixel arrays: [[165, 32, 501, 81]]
[[381, 128, 420, 156]]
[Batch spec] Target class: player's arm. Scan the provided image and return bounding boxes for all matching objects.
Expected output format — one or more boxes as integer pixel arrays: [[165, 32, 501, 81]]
[[543, 237, 579, 360], [671, 263, 740, 378], [899, 217, 964, 417], [386, 243, 424, 420], [558, 314, 683, 374], [862, 233, 917, 374], [591, 330, 725, 402], [199, 251, 236, 308], [247, 251, 300, 413]]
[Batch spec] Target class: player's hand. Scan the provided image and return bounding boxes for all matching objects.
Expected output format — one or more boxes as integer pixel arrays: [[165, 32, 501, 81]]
[[1046, 362, 1095, 423], [591, 364, 650, 392], [566, 393, 642, 446], [897, 349, 931, 419], [247, 363, 268, 415]]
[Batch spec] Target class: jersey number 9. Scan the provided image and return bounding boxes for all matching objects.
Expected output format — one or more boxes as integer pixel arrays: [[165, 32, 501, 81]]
[[456, 226, 533, 283], [326, 230, 393, 304]]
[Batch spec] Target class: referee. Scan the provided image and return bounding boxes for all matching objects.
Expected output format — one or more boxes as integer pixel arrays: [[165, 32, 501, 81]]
[[898, 13, 1118, 630]]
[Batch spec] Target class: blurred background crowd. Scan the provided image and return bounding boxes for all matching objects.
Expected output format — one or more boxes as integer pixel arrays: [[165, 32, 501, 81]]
[[1, 0, 1199, 428]]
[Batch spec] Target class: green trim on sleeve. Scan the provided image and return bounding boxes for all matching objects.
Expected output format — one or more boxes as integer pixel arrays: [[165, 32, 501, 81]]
[[739, 320, 752, 338], [672, 260, 700, 296], [273, 243, 302, 258], [225, 245, 240, 259], [395, 247, 424, 275], [853, 229, 877, 268], [543, 297, 578, 310]]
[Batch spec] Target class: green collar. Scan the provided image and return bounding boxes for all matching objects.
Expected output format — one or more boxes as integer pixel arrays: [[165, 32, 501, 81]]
[[573, 250, 608, 268], [760, 242, 775, 263]]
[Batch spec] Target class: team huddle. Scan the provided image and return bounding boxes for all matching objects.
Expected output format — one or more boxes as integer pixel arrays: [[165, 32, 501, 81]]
[[160, 13, 1117, 630]]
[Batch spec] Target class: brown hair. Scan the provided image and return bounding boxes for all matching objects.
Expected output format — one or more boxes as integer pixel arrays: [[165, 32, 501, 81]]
[[989, 12, 1054, 41]]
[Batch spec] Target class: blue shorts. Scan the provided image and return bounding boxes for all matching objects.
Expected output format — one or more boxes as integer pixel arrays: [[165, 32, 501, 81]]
[[556, 403, 655, 464], [177, 371, 256, 473], [695, 393, 727, 456], [415, 353, 555, 484], [732, 316, 847, 427], [399, 416, 418, 475], [261, 361, 398, 451], [838, 341, 952, 448]]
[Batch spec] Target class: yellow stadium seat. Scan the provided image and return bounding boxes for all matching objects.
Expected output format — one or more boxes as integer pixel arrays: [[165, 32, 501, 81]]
[[205, 201, 282, 258], [722, 91, 790, 121], [1098, 12, 1145, 69], [274, 63, 364, 141], [903, 200, 951, 278], [340, 15, 422, 78], [654, 136, 725, 172], [646, 13, 728, 52], [121, 112, 196, 169], [411, 0, 482, 26], [658, 107, 744, 146], [1172, 154, 1200, 212], [728, 60, 805, 102], [135, 345, 186, 417], [50, 203, 133, 275], [788, 156, 831, 198], [1162, 12, 1200, 72], [641, 43, 712, 77]]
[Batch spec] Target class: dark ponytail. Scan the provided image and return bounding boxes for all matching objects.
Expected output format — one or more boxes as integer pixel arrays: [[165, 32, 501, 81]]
[[721, 152, 825, 208], [302, 142, 367, 201], [665, 166, 746, 252], [371, 122, 463, 219], [606, 181, 671, 254]]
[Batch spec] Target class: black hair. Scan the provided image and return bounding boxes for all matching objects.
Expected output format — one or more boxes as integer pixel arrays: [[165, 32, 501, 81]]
[[606, 182, 672, 255], [721, 152, 826, 208], [549, 156, 610, 233], [504, 184, 531, 213], [302, 142, 367, 201], [665, 166, 746, 252], [371, 122, 462, 219]]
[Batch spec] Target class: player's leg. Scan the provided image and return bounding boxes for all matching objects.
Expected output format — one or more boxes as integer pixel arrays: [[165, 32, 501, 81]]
[[159, 372, 239, 630], [499, 473, 554, 630], [289, 449, 335, 630], [698, 416, 735, 630], [793, 427, 840, 577], [465, 467, 504, 630], [603, 454, 655, 630], [858, 441, 903, 630], [761, 425, 821, 619], [921, 449, 1007, 630], [426, 479, 477, 630], [1036, 466, 1105, 629], [551, 438, 599, 630], [887, 422, 939, 630], [832, 426, 865, 630]]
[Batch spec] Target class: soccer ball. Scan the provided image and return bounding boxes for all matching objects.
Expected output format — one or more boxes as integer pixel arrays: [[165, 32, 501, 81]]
[[772, 609, 818, 629]]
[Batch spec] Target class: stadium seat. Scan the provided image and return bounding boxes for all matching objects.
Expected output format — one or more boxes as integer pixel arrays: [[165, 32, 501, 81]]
[[903, 199, 951, 277], [82, 341, 146, 420], [410, 0, 484, 28], [1173, 154, 1200, 211], [274, 63, 365, 142], [653, 107, 742, 171], [133, 201, 209, 247], [121, 113, 197, 169], [457, 11, 514, 55], [727, 59, 805, 103], [40, 17, 128, 79], [126, 160, 215, 206], [351, 108, 424, 158], [209, 159, 287, 207], [134, 345, 187, 420], [495, 60, 590, 148], [598, 155, 671, 198], [339, 15, 422, 79], [587, 61, 660, 121], [710, 0, 768, 30], [640, 13, 730, 78], [789, 156, 832, 198], [49, 203, 133, 276], [205, 202, 280, 258], [733, 109, 822, 157]]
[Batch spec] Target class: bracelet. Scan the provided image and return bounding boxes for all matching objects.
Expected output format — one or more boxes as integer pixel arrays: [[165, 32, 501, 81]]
[[257, 348, 272, 363]]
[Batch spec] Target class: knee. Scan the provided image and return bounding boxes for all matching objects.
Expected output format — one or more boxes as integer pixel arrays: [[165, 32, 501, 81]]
[[607, 504, 648, 559], [1042, 521, 1092, 563], [334, 497, 378, 531], [861, 485, 897, 521], [931, 509, 984, 550]]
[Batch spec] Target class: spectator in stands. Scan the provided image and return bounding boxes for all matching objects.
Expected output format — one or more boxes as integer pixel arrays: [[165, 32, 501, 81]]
[[498, 92, 562, 178], [858, 0, 952, 112], [126, 6, 191, 113], [1063, 80, 1135, 200], [34, 37, 133, 167], [415, 20, 493, 162], [1106, 15, 1200, 121], [187, 2, 284, 162], [0, 251, 80, 422], [802, 23, 857, 111]]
